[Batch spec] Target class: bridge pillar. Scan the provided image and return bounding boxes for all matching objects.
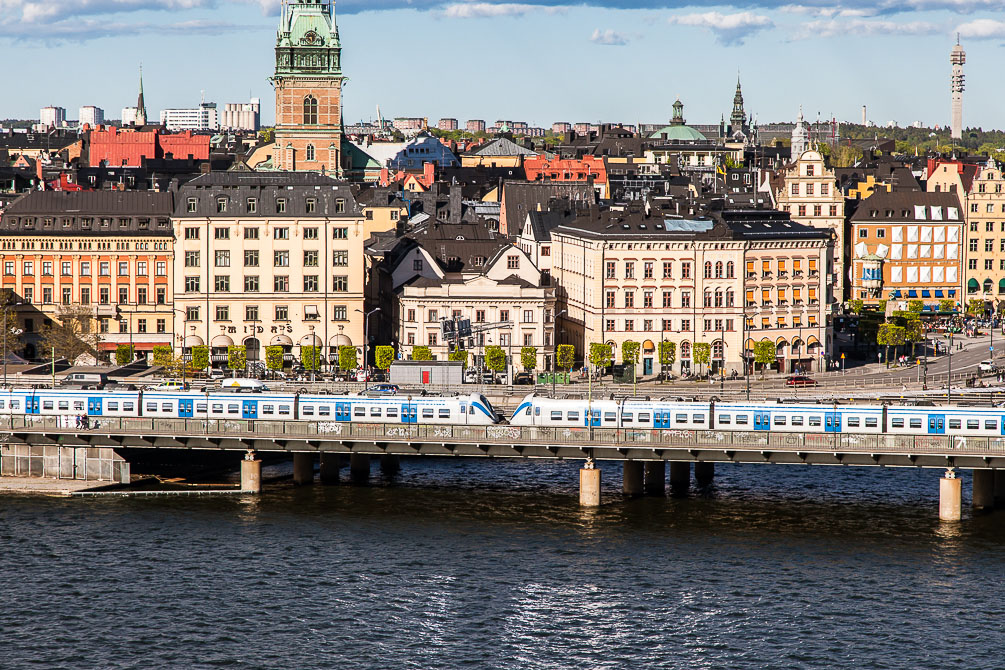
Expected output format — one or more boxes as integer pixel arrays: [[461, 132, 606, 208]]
[[995, 470, 1005, 508], [644, 461, 665, 495], [623, 461, 643, 496], [380, 454, 401, 476], [240, 453, 262, 494], [972, 469, 994, 510], [319, 453, 340, 485], [670, 462, 691, 494], [350, 453, 371, 485], [293, 453, 314, 485], [694, 462, 715, 487], [580, 464, 601, 506], [939, 470, 962, 521]]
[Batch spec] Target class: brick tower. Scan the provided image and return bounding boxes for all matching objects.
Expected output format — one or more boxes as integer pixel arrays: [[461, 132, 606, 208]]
[[271, 0, 343, 173]]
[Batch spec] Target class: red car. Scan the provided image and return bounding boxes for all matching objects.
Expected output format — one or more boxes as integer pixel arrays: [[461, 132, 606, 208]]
[[786, 375, 819, 387]]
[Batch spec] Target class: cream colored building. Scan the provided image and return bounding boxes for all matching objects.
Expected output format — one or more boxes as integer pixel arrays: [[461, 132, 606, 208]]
[[173, 172, 366, 371], [774, 149, 846, 306], [546, 205, 833, 375]]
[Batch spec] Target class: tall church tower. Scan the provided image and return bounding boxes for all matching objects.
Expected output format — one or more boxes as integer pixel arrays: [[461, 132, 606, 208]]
[[271, 0, 344, 173], [729, 77, 746, 133], [950, 37, 966, 141]]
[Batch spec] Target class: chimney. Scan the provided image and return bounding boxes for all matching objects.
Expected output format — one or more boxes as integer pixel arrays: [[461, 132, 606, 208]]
[[423, 161, 435, 185]]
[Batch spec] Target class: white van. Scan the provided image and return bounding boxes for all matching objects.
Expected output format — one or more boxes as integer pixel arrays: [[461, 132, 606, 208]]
[[61, 372, 108, 389], [220, 378, 268, 392], [979, 359, 996, 374]]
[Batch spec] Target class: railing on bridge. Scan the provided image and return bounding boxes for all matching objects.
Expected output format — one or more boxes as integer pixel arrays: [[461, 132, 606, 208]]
[[10, 416, 1005, 457]]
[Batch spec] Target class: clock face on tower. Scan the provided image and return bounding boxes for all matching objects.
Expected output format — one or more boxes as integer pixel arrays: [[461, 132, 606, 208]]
[[301, 30, 321, 45]]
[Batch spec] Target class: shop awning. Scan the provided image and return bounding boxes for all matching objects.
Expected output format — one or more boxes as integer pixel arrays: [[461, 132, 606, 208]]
[[183, 335, 204, 347], [922, 290, 931, 298], [891, 290, 901, 298], [908, 290, 918, 298], [211, 334, 234, 347], [949, 290, 957, 297], [935, 290, 944, 297], [270, 334, 293, 346], [806, 335, 820, 346]]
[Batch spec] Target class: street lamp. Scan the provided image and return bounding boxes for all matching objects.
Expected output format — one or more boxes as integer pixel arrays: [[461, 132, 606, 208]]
[[362, 307, 381, 390]]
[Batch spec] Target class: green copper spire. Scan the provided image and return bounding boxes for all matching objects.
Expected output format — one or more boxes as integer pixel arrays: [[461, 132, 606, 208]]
[[274, 0, 342, 78]]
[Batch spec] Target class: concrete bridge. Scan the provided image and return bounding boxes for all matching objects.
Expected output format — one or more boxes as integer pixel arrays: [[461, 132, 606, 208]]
[[2, 415, 1004, 520]]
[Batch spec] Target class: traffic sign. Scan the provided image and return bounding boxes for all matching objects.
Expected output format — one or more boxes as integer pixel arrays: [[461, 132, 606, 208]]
[[841, 353, 846, 359]]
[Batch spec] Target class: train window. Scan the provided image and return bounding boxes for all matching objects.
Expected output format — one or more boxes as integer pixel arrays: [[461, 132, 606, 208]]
[[623, 413, 634, 423], [985, 420, 997, 430], [789, 416, 802, 426], [108, 402, 119, 411], [846, 417, 860, 427], [736, 415, 749, 425], [947, 419, 960, 429], [775, 416, 786, 425], [676, 413, 687, 423], [10, 400, 18, 410], [278, 405, 290, 415], [212, 404, 224, 413], [58, 401, 69, 410], [604, 412, 616, 422], [636, 413, 649, 422], [550, 411, 562, 420], [43, 401, 53, 410], [967, 420, 979, 430], [370, 407, 381, 416], [439, 409, 450, 418], [891, 418, 905, 428], [146, 402, 157, 412], [162, 403, 172, 412], [524, 406, 532, 416], [719, 415, 731, 424], [387, 408, 398, 418], [423, 408, 435, 418], [196, 403, 207, 412], [809, 416, 821, 427], [228, 404, 239, 414], [535, 407, 541, 416], [0, 401, 5, 410], [318, 406, 330, 416], [693, 414, 705, 423], [568, 411, 579, 421], [865, 418, 878, 428], [74, 401, 84, 411], [909, 418, 922, 428], [302, 406, 315, 416], [262, 405, 274, 415], [354, 407, 365, 417]]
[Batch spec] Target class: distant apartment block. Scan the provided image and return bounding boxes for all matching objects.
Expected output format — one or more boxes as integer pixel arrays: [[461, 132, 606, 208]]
[[78, 106, 105, 128], [393, 117, 426, 132], [40, 106, 66, 129], [220, 98, 261, 132], [552, 122, 571, 134], [160, 102, 219, 131], [437, 118, 459, 131], [466, 119, 486, 133], [573, 123, 591, 134]]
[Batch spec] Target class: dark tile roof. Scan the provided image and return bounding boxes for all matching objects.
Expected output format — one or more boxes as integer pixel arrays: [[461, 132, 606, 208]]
[[849, 190, 963, 222], [1, 190, 173, 236], [174, 171, 360, 217]]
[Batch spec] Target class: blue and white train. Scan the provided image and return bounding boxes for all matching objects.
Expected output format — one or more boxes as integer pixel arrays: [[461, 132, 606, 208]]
[[509, 394, 1005, 438], [0, 388, 500, 425]]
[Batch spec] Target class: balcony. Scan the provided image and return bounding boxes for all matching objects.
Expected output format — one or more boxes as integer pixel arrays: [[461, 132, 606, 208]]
[[778, 272, 788, 279], [793, 271, 804, 278], [809, 270, 819, 278], [95, 304, 117, 317]]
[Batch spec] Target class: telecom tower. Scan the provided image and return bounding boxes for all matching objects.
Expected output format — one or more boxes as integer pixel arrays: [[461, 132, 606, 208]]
[[951, 37, 966, 140]]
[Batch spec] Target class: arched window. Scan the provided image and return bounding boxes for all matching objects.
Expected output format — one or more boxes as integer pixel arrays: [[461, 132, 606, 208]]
[[306, 144, 315, 162], [704, 261, 712, 278], [726, 290, 734, 307], [303, 95, 318, 125], [714, 290, 723, 307], [681, 341, 692, 358], [726, 261, 734, 278], [984, 278, 993, 294], [703, 290, 712, 308], [712, 341, 724, 360], [715, 261, 723, 278]]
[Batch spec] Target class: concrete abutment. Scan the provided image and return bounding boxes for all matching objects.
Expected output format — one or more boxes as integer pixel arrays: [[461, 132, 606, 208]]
[[240, 454, 262, 493], [644, 461, 665, 495], [580, 465, 601, 507], [939, 470, 962, 521], [293, 453, 314, 485], [319, 452, 340, 484], [972, 469, 994, 510], [623, 461, 644, 496], [350, 453, 371, 484]]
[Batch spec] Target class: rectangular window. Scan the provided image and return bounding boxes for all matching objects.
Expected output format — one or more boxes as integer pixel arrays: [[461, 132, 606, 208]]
[[118, 287, 128, 304], [215, 250, 230, 267], [245, 305, 259, 321], [156, 287, 166, 304], [333, 305, 347, 321], [185, 276, 200, 292], [80, 287, 90, 304], [156, 262, 166, 276], [80, 261, 90, 276], [244, 227, 259, 239], [304, 250, 319, 267], [184, 227, 199, 239], [275, 305, 288, 320], [606, 261, 616, 279], [305, 199, 316, 214], [304, 275, 319, 292], [187, 197, 198, 213], [186, 306, 200, 321], [214, 227, 230, 240], [274, 276, 289, 292], [216, 306, 229, 321], [214, 275, 230, 292], [274, 250, 289, 267], [276, 198, 286, 213], [333, 227, 348, 239], [244, 276, 259, 292], [333, 250, 349, 266], [333, 275, 348, 292], [244, 250, 259, 267], [304, 226, 318, 239], [274, 227, 289, 240], [61, 261, 71, 276]]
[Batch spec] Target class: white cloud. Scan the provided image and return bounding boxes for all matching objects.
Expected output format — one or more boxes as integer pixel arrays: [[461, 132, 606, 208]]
[[667, 11, 773, 45], [442, 2, 558, 18], [956, 17, 1005, 38], [590, 28, 629, 45], [794, 17, 941, 38], [778, 4, 877, 18]]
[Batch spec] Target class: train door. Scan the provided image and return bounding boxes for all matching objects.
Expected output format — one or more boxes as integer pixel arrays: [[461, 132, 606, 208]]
[[335, 402, 351, 421], [654, 411, 670, 429], [86, 397, 103, 416], [401, 404, 416, 424], [585, 409, 601, 427], [753, 412, 771, 431], [178, 399, 193, 418], [26, 395, 40, 415], [824, 412, 841, 433], [928, 414, 946, 435], [242, 400, 258, 419]]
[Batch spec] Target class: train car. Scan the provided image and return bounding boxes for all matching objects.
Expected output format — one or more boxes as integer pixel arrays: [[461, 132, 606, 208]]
[[713, 402, 886, 435], [886, 405, 1005, 437]]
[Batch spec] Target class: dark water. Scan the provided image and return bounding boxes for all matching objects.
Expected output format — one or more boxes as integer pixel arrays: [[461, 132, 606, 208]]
[[2, 461, 1004, 669]]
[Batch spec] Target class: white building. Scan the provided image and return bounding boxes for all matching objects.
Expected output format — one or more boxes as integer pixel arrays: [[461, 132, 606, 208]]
[[40, 106, 66, 129], [121, 107, 143, 127], [78, 106, 105, 128], [220, 98, 260, 132], [160, 102, 219, 131]]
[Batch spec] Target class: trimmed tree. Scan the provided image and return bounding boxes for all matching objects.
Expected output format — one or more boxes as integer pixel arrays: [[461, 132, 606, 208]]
[[877, 323, 906, 367], [621, 340, 640, 365], [753, 340, 776, 377], [556, 344, 575, 378], [939, 299, 955, 313], [338, 345, 357, 371], [658, 340, 676, 371], [448, 349, 469, 368], [227, 345, 246, 373], [589, 343, 613, 371], [152, 345, 174, 368], [191, 345, 209, 372], [693, 342, 711, 376], [520, 346, 537, 371], [265, 345, 284, 375], [412, 346, 433, 361], [485, 345, 507, 375], [375, 345, 395, 371], [301, 345, 321, 372], [115, 344, 134, 366], [903, 318, 924, 358], [848, 299, 865, 315], [907, 299, 924, 313]]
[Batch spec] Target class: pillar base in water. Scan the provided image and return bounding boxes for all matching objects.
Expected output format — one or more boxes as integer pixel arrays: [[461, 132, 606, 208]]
[[670, 461, 690, 493], [580, 467, 601, 506], [695, 462, 714, 487], [623, 461, 643, 496], [350, 453, 371, 485], [293, 453, 314, 485], [972, 469, 994, 509], [939, 471, 962, 521], [995, 470, 1005, 508], [644, 461, 665, 495], [319, 452, 340, 485], [380, 454, 401, 476], [240, 457, 262, 493]]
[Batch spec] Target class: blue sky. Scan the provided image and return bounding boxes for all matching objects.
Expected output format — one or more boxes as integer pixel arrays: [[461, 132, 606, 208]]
[[4, 1, 1005, 130]]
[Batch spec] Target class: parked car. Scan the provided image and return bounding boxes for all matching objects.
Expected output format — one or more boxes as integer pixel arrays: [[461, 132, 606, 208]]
[[220, 378, 268, 392], [370, 371, 386, 383], [513, 372, 534, 385], [464, 368, 479, 384], [367, 383, 399, 395], [482, 372, 496, 384], [979, 359, 996, 374], [148, 380, 188, 391], [207, 368, 226, 380], [61, 372, 108, 389], [786, 375, 819, 387]]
